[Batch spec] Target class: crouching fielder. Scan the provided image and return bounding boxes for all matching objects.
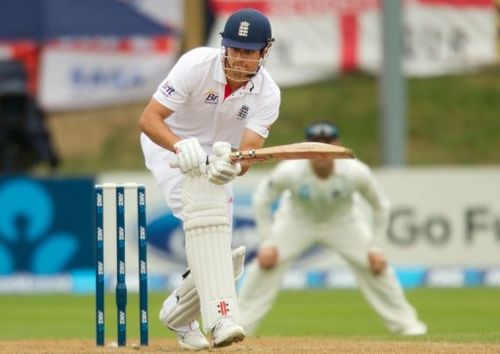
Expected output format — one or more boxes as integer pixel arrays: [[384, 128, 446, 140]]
[[238, 121, 427, 336]]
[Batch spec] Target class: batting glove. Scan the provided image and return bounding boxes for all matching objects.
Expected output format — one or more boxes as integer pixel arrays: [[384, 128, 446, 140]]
[[208, 141, 241, 185], [173, 137, 207, 176]]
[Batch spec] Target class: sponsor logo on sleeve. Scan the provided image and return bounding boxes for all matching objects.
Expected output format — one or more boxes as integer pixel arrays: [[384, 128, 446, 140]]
[[160, 81, 176, 97]]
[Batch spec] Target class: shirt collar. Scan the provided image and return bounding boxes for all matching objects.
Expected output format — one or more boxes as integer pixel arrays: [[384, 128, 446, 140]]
[[214, 51, 226, 84]]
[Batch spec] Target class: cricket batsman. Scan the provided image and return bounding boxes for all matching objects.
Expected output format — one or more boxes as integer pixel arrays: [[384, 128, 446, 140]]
[[139, 8, 280, 350]]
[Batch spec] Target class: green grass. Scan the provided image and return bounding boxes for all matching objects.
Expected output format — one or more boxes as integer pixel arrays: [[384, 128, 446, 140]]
[[272, 67, 500, 166], [1, 288, 499, 343], [258, 288, 500, 343]]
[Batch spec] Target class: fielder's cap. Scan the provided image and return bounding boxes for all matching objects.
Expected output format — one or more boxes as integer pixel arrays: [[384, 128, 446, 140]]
[[305, 121, 340, 141], [220, 8, 273, 50]]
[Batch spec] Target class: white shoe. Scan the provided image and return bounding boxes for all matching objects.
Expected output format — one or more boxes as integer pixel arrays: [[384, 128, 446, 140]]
[[211, 317, 246, 348], [399, 321, 427, 336], [175, 322, 210, 351]]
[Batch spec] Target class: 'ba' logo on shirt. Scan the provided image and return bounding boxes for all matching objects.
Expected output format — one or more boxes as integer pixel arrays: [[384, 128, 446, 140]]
[[204, 89, 219, 104]]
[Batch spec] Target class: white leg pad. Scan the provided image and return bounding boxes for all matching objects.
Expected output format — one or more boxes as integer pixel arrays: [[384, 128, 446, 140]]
[[182, 176, 240, 331], [160, 246, 246, 329]]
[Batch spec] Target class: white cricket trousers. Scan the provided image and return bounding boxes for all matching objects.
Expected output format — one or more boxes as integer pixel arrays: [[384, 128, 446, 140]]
[[238, 214, 422, 334], [148, 159, 233, 219]]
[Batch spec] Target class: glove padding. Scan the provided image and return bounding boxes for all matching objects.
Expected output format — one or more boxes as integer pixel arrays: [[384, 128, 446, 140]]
[[173, 138, 207, 176], [208, 141, 241, 185]]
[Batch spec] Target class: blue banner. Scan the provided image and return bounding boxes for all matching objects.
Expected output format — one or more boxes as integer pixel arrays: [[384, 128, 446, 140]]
[[0, 176, 94, 275]]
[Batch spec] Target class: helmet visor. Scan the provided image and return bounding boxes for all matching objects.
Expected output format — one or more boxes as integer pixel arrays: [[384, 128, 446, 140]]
[[222, 37, 266, 50]]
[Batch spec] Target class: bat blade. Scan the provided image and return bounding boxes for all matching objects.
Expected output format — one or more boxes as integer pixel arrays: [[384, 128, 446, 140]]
[[229, 142, 355, 163]]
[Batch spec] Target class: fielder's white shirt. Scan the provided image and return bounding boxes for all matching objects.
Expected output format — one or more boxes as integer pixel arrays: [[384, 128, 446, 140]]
[[141, 47, 281, 170], [253, 159, 390, 245]]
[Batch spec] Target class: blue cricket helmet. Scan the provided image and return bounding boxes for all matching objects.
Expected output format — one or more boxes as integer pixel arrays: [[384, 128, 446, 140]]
[[305, 121, 340, 142], [220, 8, 273, 50]]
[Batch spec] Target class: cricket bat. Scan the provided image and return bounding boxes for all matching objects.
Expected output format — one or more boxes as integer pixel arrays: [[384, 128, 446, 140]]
[[170, 142, 355, 168], [229, 142, 355, 163]]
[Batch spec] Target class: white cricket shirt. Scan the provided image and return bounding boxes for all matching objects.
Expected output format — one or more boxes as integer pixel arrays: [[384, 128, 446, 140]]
[[141, 47, 281, 169], [253, 159, 390, 243]]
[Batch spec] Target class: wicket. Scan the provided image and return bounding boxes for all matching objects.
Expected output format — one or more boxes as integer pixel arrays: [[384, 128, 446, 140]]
[[95, 183, 149, 347]]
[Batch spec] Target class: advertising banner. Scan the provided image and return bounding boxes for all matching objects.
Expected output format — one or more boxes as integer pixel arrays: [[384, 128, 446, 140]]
[[97, 168, 500, 290], [38, 0, 185, 110], [207, 0, 496, 86], [376, 167, 500, 267], [38, 38, 177, 110], [0, 0, 183, 111], [0, 176, 95, 292], [1, 168, 498, 293]]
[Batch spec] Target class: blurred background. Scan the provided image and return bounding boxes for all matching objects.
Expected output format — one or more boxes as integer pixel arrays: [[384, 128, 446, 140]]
[[0, 0, 499, 340]]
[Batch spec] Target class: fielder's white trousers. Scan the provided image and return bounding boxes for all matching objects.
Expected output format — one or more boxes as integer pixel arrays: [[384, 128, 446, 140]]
[[238, 214, 423, 334]]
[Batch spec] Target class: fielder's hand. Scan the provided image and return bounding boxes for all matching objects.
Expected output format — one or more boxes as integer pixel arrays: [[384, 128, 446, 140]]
[[258, 245, 278, 270], [208, 141, 241, 185], [173, 138, 207, 176], [368, 250, 387, 276]]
